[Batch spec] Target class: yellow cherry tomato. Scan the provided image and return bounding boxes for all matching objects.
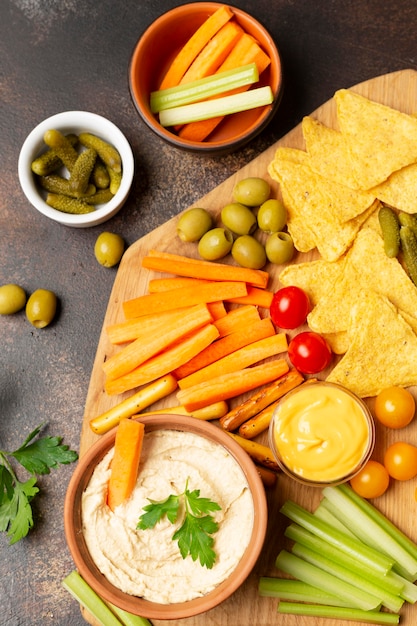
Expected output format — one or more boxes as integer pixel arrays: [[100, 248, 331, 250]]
[[384, 442, 417, 481], [374, 386, 415, 429], [350, 460, 390, 499]]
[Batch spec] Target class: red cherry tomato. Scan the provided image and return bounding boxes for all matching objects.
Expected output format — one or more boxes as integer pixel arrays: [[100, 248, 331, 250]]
[[269, 286, 310, 329], [288, 331, 332, 374]]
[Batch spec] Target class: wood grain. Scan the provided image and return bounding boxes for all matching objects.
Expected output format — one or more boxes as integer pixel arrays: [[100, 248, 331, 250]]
[[80, 69, 417, 626]]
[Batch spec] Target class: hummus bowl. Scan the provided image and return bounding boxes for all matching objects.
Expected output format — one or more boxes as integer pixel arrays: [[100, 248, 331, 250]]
[[64, 414, 268, 620]]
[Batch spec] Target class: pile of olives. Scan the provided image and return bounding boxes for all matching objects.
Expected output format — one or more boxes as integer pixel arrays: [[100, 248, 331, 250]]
[[176, 177, 294, 269], [0, 284, 57, 328]]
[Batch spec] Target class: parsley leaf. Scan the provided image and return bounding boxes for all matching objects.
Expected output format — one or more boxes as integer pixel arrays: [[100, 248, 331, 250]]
[[0, 422, 78, 544], [137, 480, 221, 569]]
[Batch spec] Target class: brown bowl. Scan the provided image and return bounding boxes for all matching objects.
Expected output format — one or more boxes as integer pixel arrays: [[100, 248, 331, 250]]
[[128, 2, 283, 156], [64, 414, 268, 620]]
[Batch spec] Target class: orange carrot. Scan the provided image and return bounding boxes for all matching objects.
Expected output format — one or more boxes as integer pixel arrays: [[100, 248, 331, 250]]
[[256, 465, 278, 487], [213, 304, 260, 337], [105, 324, 219, 395], [219, 369, 304, 432], [176, 358, 289, 412], [103, 304, 212, 381], [226, 432, 279, 471], [159, 5, 234, 89], [89, 375, 178, 435], [179, 21, 243, 85], [178, 333, 288, 390], [148, 277, 211, 292], [107, 419, 144, 511], [142, 250, 270, 288], [179, 33, 271, 142], [207, 300, 228, 320], [174, 317, 275, 379], [122, 280, 247, 319], [140, 400, 229, 421], [227, 286, 274, 309]]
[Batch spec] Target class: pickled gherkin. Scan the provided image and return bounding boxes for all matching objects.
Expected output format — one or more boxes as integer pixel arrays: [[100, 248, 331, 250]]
[[398, 212, 417, 238], [82, 188, 114, 205], [107, 166, 122, 194], [69, 148, 97, 195], [79, 132, 122, 173], [92, 160, 111, 189], [46, 193, 95, 214], [43, 129, 79, 172], [378, 205, 400, 258], [400, 226, 417, 286], [31, 134, 78, 175], [39, 174, 96, 198]]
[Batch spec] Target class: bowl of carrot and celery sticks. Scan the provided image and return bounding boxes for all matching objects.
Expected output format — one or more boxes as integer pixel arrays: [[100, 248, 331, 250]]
[[128, 3, 283, 156]]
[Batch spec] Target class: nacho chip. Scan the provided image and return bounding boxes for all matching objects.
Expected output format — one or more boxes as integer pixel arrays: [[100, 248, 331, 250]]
[[335, 89, 417, 190], [372, 161, 417, 214], [279, 257, 344, 308], [327, 290, 417, 397]]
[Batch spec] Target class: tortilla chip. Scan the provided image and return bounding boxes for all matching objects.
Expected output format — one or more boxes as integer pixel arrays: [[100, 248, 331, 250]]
[[371, 161, 417, 214], [327, 291, 417, 397], [335, 89, 417, 190], [279, 258, 344, 308]]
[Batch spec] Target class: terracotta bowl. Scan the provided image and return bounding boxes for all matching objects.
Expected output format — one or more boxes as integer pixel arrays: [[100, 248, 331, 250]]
[[64, 414, 268, 620], [128, 2, 283, 156], [18, 111, 134, 228]]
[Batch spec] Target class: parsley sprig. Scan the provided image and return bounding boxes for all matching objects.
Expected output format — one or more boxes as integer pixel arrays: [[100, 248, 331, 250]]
[[0, 422, 78, 544], [137, 479, 221, 569]]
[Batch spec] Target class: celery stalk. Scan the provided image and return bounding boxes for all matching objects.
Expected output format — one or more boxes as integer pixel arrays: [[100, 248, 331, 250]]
[[62, 571, 124, 626], [108, 603, 152, 626], [277, 602, 400, 624], [159, 86, 274, 127], [285, 523, 404, 596], [391, 571, 417, 603], [150, 63, 259, 112], [275, 550, 382, 610], [322, 486, 417, 580], [258, 577, 357, 606], [280, 500, 394, 574], [314, 500, 357, 538], [292, 542, 404, 612]]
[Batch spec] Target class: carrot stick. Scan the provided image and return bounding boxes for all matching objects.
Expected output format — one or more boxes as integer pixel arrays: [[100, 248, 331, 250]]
[[141, 400, 229, 421], [142, 250, 270, 288], [103, 304, 212, 381], [207, 301, 228, 320], [148, 277, 212, 292], [227, 286, 274, 309], [174, 317, 275, 380], [106, 306, 201, 345], [178, 333, 288, 390], [219, 369, 304, 431], [226, 432, 279, 471], [122, 280, 247, 319], [159, 5, 234, 90], [105, 324, 219, 395], [179, 21, 244, 85], [256, 465, 278, 488], [176, 358, 289, 412], [107, 419, 145, 511], [89, 374, 178, 435], [213, 304, 261, 337], [179, 34, 271, 142]]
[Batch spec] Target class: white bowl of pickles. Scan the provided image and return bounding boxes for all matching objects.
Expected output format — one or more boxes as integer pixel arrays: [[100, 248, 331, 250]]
[[18, 111, 134, 228]]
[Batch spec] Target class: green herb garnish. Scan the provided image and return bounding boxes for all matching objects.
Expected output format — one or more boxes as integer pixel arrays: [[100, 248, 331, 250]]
[[137, 479, 221, 569], [0, 422, 78, 544]]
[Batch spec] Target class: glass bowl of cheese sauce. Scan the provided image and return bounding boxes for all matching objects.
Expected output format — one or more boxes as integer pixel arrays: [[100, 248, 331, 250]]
[[269, 381, 375, 486]]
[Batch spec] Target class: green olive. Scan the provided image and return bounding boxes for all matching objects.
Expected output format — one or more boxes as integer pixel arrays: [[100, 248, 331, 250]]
[[198, 228, 233, 260], [26, 289, 57, 328], [177, 207, 213, 242], [231, 235, 266, 269], [265, 231, 295, 264], [94, 232, 125, 267], [221, 202, 257, 235], [0, 284, 27, 315], [257, 199, 287, 233], [233, 177, 270, 207]]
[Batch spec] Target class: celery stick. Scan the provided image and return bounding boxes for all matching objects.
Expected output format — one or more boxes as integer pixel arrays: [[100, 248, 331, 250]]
[[314, 500, 357, 538], [150, 63, 259, 112], [285, 523, 404, 596], [280, 500, 394, 574], [159, 86, 274, 127], [339, 483, 417, 562], [292, 542, 403, 612], [62, 571, 124, 626], [259, 577, 357, 606], [277, 601, 400, 624], [109, 603, 152, 626], [323, 486, 417, 580], [391, 570, 417, 603]]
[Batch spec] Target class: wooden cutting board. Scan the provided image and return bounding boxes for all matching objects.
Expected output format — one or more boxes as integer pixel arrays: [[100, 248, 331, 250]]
[[79, 69, 417, 626]]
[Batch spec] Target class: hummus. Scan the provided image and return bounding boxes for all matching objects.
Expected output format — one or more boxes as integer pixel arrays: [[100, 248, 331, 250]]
[[82, 429, 254, 604]]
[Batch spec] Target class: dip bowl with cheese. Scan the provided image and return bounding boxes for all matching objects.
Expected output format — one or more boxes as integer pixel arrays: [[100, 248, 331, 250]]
[[64, 414, 267, 620], [269, 381, 375, 487]]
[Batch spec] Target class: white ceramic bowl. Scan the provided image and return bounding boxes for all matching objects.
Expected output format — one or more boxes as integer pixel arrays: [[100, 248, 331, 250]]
[[18, 111, 134, 227]]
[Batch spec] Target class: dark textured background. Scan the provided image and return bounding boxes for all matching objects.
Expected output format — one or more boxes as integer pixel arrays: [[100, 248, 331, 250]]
[[1, 1, 417, 624]]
